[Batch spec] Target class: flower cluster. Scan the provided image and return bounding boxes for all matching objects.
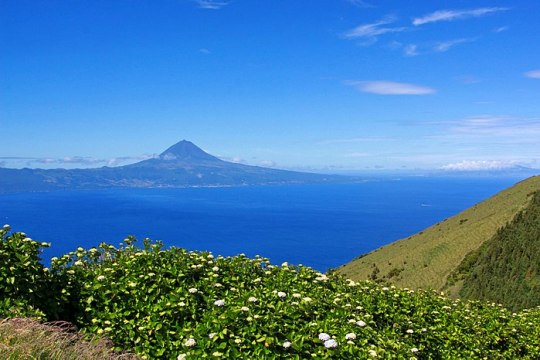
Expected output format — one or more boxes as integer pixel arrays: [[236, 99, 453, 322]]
[[5, 229, 540, 360]]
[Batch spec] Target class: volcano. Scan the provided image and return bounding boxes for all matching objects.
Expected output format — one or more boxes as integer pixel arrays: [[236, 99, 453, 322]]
[[0, 140, 351, 192]]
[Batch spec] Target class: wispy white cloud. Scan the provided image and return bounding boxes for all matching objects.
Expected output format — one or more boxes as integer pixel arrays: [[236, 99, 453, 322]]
[[440, 160, 519, 171], [413, 7, 509, 26], [434, 38, 476, 52], [199, 48, 211, 54], [493, 26, 509, 33], [0, 154, 158, 169], [347, 0, 373, 8], [259, 160, 277, 167], [448, 115, 540, 138], [319, 137, 395, 145], [345, 80, 436, 95], [343, 16, 408, 42], [424, 115, 540, 149], [344, 152, 371, 158], [455, 75, 481, 84], [524, 70, 540, 79], [195, 0, 229, 10], [403, 44, 418, 56]]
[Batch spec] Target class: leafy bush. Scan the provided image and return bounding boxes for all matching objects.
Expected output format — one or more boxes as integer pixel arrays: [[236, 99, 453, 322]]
[[0, 225, 49, 319], [53, 238, 540, 359], [2, 226, 540, 358]]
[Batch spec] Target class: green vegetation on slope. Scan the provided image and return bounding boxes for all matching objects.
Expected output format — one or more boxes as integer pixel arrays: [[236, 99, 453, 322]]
[[445, 191, 540, 311], [337, 176, 540, 293], [2, 226, 540, 358]]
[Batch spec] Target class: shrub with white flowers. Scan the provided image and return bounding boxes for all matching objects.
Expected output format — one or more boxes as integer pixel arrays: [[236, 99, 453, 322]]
[[3, 228, 540, 359]]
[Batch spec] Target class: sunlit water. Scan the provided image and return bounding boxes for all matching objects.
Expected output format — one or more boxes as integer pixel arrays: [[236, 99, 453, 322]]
[[0, 176, 524, 271]]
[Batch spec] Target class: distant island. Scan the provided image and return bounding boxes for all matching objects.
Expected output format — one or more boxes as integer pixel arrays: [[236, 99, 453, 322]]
[[0, 140, 352, 192]]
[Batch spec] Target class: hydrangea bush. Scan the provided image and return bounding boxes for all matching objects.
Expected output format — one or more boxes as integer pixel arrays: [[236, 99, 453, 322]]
[[2, 227, 540, 359]]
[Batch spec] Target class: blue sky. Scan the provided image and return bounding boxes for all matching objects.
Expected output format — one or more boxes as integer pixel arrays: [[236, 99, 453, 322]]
[[1, 0, 539, 172]]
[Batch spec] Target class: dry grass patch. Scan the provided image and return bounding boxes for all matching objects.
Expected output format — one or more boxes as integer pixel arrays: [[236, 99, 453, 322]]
[[0, 318, 139, 360]]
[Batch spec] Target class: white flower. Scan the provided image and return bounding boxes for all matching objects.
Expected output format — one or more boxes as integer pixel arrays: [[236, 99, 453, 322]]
[[179, 302, 186, 307], [368, 349, 377, 357], [292, 293, 301, 298], [283, 341, 292, 349], [356, 320, 367, 327], [214, 299, 225, 307], [234, 338, 242, 344], [188, 288, 198, 294], [382, 287, 389, 291], [184, 338, 196, 347], [240, 306, 249, 312], [207, 254, 214, 259], [177, 354, 187, 360], [324, 339, 338, 348], [74, 260, 83, 266], [411, 347, 419, 353], [406, 329, 414, 334], [277, 291, 287, 298], [345, 333, 356, 340], [97, 275, 106, 281], [209, 332, 216, 339], [248, 296, 258, 303], [318, 333, 331, 341], [212, 266, 219, 272], [77, 247, 84, 252]]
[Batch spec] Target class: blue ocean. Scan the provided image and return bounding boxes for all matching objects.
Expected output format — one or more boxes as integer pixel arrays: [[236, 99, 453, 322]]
[[0, 176, 525, 271]]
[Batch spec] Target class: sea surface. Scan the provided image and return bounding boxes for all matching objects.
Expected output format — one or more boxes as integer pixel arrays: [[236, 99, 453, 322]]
[[0, 176, 526, 271]]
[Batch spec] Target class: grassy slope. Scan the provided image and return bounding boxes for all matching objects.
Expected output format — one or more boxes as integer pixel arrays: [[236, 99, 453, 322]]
[[0, 318, 139, 360], [337, 176, 540, 294]]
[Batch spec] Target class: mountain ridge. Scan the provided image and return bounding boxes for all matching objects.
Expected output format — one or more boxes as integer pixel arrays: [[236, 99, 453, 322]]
[[0, 140, 352, 192]]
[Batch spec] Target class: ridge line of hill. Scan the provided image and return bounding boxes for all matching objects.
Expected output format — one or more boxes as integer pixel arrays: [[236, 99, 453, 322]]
[[336, 176, 540, 296]]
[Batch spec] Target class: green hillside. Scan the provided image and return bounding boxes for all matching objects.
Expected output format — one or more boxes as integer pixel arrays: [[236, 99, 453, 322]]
[[337, 176, 540, 294], [446, 190, 540, 311], [2, 226, 540, 358]]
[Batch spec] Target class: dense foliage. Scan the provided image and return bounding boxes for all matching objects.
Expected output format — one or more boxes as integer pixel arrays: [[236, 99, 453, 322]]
[[0, 225, 52, 319], [448, 191, 540, 311], [2, 225, 540, 359]]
